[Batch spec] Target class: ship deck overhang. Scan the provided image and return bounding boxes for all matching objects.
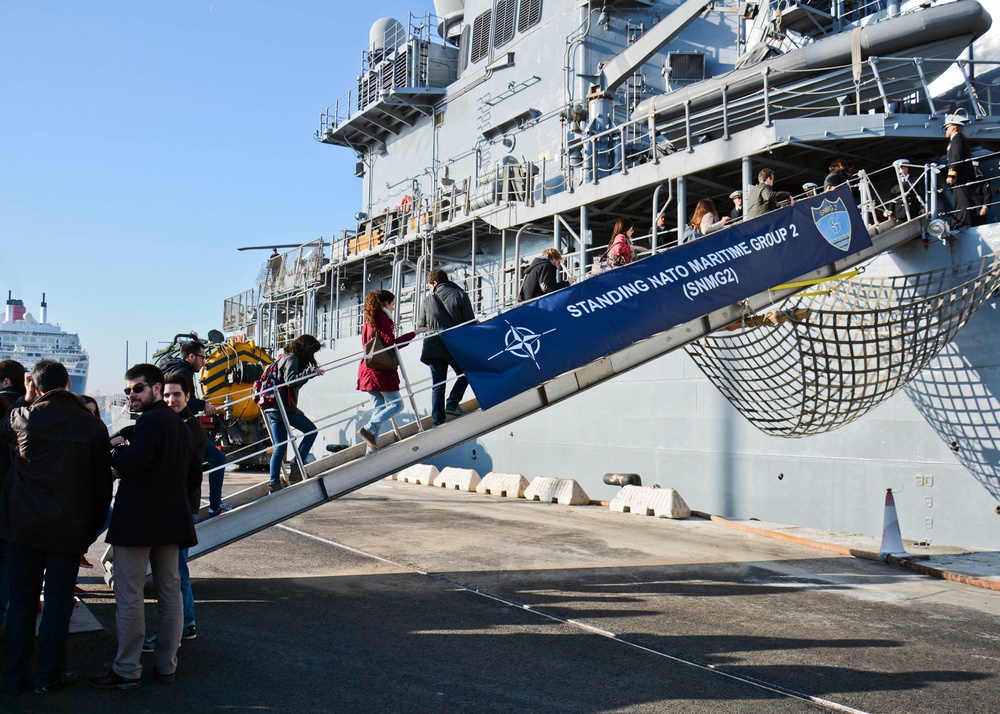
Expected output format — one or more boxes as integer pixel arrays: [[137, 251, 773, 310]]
[[308, 110, 1000, 292], [317, 88, 445, 152]]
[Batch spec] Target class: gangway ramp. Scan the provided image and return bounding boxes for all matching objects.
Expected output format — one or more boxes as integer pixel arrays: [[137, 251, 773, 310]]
[[186, 215, 926, 561]]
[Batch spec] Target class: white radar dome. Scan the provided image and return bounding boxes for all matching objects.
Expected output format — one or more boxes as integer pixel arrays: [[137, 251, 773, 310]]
[[370, 17, 405, 54]]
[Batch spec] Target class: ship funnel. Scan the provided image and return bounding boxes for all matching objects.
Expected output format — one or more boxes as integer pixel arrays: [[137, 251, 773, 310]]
[[370, 17, 405, 58], [4, 291, 11, 323], [434, 0, 465, 42], [40, 292, 47, 324]]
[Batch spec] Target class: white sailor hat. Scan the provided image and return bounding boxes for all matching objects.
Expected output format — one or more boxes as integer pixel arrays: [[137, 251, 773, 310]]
[[944, 110, 968, 127], [802, 182, 818, 190], [729, 190, 743, 199]]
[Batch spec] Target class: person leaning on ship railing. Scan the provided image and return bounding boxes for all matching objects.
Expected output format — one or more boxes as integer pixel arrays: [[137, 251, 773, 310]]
[[746, 168, 794, 220]]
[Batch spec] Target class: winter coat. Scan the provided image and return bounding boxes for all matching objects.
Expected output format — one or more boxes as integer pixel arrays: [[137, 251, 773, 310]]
[[823, 170, 852, 191], [159, 356, 207, 412], [0, 389, 113, 554], [265, 353, 321, 416], [357, 309, 415, 393], [108, 400, 199, 548], [179, 406, 206, 514], [0, 385, 25, 490], [947, 131, 974, 185], [608, 233, 634, 263], [746, 182, 792, 219], [699, 212, 728, 235], [518, 257, 570, 302], [418, 281, 475, 363]]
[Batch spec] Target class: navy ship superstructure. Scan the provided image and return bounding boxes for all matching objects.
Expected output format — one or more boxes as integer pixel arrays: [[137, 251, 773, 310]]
[[218, 0, 1000, 551]]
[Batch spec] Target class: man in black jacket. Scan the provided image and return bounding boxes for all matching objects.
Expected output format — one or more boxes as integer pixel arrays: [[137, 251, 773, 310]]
[[945, 112, 975, 231], [517, 248, 575, 302], [418, 269, 476, 426], [1, 360, 113, 695], [0, 358, 27, 644], [159, 341, 231, 517], [91, 364, 199, 690], [141, 373, 206, 652]]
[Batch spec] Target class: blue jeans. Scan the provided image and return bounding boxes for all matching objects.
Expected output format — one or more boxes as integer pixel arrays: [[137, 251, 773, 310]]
[[363, 390, 403, 438], [178, 515, 197, 628], [3, 543, 79, 690], [204, 441, 227, 511], [266, 411, 317, 486], [427, 357, 468, 426]]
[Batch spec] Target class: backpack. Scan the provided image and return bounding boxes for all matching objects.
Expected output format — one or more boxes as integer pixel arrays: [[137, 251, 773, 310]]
[[252, 358, 283, 409]]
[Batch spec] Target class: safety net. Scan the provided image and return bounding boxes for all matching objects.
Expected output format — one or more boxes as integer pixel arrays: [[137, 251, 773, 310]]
[[685, 254, 1000, 437]]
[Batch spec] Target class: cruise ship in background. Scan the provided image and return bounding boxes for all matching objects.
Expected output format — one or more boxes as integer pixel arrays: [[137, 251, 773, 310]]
[[1, 291, 89, 395]]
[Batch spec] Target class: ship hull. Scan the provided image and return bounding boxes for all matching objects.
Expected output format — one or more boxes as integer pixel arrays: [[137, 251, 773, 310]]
[[292, 226, 1000, 551]]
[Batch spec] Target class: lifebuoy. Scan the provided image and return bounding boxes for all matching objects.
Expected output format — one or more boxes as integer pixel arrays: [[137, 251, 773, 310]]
[[399, 195, 413, 214]]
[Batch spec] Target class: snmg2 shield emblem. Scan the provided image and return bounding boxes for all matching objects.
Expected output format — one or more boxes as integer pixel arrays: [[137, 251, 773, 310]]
[[811, 197, 853, 251]]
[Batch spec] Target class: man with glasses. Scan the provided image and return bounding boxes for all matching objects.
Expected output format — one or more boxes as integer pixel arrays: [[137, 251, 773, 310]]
[[159, 341, 232, 517], [91, 364, 199, 690]]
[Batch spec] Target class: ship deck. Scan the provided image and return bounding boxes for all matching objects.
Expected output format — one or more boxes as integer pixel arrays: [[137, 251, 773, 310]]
[[50, 471, 1000, 713]]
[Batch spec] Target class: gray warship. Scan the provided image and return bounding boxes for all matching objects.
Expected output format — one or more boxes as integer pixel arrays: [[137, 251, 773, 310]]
[[216, 0, 1000, 552]]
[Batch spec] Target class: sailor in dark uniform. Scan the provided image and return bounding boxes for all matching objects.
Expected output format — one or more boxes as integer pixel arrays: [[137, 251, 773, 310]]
[[887, 159, 924, 223], [729, 190, 743, 220], [945, 111, 975, 231]]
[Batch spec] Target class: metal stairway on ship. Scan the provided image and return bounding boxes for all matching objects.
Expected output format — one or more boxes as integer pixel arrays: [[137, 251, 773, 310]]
[[182, 215, 928, 562]]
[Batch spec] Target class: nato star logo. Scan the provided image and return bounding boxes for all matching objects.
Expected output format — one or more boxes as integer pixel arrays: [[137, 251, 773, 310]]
[[488, 320, 556, 369]]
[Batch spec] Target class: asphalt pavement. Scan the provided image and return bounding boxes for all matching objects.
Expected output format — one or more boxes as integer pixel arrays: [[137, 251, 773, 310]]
[[4, 475, 999, 713]]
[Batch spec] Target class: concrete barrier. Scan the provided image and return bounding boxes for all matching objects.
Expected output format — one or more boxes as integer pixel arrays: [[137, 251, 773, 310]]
[[395, 464, 439, 486], [436, 467, 481, 491], [477, 472, 529, 499], [609, 485, 690, 519], [523, 477, 590, 505]]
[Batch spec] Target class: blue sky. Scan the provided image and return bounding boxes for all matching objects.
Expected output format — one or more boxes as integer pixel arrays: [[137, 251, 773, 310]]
[[1, 1, 418, 395]]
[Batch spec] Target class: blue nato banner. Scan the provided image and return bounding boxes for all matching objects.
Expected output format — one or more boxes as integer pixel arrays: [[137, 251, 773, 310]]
[[440, 186, 871, 411]]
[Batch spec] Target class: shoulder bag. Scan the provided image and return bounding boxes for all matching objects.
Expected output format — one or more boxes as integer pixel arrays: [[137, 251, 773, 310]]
[[363, 330, 399, 371]]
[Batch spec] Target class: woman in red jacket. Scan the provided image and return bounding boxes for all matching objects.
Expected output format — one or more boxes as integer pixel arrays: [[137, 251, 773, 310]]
[[356, 290, 416, 452]]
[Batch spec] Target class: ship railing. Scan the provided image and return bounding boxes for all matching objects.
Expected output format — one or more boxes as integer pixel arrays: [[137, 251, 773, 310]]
[[316, 11, 446, 140], [753, 0, 890, 47], [223, 288, 258, 333], [563, 55, 1000, 189], [209, 317, 481, 485]]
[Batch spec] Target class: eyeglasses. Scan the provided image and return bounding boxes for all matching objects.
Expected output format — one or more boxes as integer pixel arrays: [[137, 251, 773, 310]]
[[123, 383, 150, 396]]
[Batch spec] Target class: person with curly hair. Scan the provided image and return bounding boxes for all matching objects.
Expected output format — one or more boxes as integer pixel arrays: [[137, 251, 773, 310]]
[[356, 291, 418, 452]]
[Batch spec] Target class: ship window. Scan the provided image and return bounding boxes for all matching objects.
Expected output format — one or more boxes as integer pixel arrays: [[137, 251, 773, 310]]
[[518, 0, 542, 32], [471, 10, 492, 63], [495, 0, 516, 47]]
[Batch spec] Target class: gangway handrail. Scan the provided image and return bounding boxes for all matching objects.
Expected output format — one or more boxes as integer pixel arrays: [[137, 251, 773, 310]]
[[184, 214, 928, 561]]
